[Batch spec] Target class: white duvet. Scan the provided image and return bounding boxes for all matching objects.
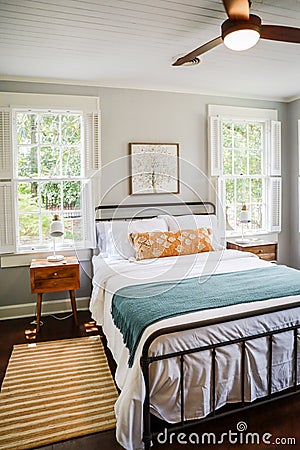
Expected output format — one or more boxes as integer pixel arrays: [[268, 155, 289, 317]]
[[90, 250, 300, 450]]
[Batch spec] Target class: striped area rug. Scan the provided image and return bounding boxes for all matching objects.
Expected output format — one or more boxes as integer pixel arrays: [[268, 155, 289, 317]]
[[0, 336, 118, 450]]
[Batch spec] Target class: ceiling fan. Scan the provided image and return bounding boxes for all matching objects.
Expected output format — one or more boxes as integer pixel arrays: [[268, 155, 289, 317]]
[[172, 0, 300, 66]]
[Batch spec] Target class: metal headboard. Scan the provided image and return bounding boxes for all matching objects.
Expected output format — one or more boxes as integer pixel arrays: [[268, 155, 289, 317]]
[[95, 201, 215, 221]]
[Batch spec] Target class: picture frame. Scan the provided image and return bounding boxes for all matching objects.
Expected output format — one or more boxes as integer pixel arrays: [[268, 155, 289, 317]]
[[129, 143, 180, 195]]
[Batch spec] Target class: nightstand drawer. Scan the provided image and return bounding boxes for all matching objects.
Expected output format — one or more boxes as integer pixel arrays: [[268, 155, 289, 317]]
[[258, 253, 276, 261], [33, 276, 80, 292], [33, 266, 78, 281], [244, 244, 277, 256]]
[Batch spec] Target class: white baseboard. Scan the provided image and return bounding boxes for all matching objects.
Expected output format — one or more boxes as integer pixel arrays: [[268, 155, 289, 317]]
[[0, 297, 90, 320]]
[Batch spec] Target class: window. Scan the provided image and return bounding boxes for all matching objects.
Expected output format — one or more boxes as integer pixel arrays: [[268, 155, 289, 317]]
[[222, 120, 266, 232], [15, 111, 85, 251], [0, 93, 100, 254], [208, 105, 281, 235]]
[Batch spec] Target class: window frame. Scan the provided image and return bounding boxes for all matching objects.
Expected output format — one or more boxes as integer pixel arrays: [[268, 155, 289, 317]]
[[0, 93, 100, 256], [208, 105, 281, 237]]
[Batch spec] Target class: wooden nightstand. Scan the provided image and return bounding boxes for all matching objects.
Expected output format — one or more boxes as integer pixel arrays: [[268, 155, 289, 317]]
[[226, 240, 278, 262], [30, 256, 80, 332]]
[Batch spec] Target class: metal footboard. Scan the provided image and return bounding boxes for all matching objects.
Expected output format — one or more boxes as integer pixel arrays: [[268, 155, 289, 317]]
[[141, 303, 300, 449]]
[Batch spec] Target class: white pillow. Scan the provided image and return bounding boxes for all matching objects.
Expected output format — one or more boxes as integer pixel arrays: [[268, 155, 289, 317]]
[[96, 217, 168, 259], [158, 214, 225, 250]]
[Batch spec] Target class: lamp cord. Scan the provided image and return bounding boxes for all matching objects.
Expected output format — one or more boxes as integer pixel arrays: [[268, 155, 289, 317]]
[[49, 312, 74, 321], [31, 303, 74, 326]]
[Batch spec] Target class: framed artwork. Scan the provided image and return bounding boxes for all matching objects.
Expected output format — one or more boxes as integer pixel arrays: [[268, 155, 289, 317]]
[[129, 143, 180, 195]]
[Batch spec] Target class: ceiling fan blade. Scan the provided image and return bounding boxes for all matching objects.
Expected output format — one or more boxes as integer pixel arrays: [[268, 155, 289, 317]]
[[172, 36, 222, 66], [261, 25, 300, 44], [222, 0, 250, 20]]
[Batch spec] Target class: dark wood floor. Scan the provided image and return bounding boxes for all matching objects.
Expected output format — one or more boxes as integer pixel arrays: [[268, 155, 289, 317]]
[[1, 311, 300, 450]]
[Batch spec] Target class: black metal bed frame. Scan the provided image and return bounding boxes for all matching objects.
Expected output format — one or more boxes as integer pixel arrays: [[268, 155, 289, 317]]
[[141, 303, 300, 449], [95, 201, 300, 450], [95, 201, 216, 221]]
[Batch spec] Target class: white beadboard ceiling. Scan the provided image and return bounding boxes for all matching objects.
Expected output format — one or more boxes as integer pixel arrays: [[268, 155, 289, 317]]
[[0, 0, 300, 101]]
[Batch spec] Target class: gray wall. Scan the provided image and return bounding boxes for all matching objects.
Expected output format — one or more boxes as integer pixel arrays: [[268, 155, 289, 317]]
[[287, 99, 300, 268], [0, 81, 292, 314]]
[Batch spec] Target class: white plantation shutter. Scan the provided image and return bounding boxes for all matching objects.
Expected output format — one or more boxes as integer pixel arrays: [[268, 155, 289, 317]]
[[217, 177, 228, 238], [209, 116, 222, 176], [0, 108, 12, 179], [270, 120, 281, 176], [267, 121, 281, 232], [268, 177, 281, 232], [0, 109, 15, 253], [217, 177, 225, 210], [0, 182, 16, 253], [81, 180, 96, 248], [84, 111, 101, 177], [83, 111, 101, 247]]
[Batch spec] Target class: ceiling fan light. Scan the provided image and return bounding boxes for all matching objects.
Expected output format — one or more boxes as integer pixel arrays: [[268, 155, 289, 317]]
[[222, 15, 262, 52], [224, 29, 260, 51]]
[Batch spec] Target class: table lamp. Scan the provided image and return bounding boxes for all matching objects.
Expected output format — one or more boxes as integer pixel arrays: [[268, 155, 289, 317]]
[[236, 205, 251, 244], [47, 214, 64, 262]]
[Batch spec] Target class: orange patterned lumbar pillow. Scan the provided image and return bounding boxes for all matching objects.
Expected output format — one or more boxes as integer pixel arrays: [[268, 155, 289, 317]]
[[130, 228, 213, 260]]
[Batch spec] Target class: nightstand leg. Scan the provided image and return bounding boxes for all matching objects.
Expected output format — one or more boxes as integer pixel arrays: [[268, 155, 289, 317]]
[[69, 290, 78, 326], [36, 293, 43, 333]]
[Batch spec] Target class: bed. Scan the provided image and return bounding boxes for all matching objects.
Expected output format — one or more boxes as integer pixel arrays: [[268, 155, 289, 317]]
[[90, 202, 300, 450]]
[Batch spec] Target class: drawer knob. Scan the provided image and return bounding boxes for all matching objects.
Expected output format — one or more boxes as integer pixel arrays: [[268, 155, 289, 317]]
[[258, 249, 263, 253], [54, 272, 58, 276]]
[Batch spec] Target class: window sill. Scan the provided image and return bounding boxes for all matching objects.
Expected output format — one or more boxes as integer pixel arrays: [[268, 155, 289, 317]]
[[1, 248, 93, 268]]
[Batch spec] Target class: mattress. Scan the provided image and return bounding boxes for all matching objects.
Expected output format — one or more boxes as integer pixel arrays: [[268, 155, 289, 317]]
[[90, 249, 300, 450]]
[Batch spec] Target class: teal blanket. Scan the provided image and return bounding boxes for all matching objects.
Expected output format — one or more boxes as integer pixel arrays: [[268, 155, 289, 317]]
[[111, 265, 300, 367]]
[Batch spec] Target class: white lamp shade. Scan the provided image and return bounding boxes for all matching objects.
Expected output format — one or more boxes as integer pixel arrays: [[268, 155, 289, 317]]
[[50, 218, 64, 237], [47, 215, 64, 262], [235, 205, 251, 244], [240, 209, 250, 223]]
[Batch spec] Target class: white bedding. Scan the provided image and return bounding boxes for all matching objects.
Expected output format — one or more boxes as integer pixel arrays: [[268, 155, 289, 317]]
[[90, 249, 300, 450]]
